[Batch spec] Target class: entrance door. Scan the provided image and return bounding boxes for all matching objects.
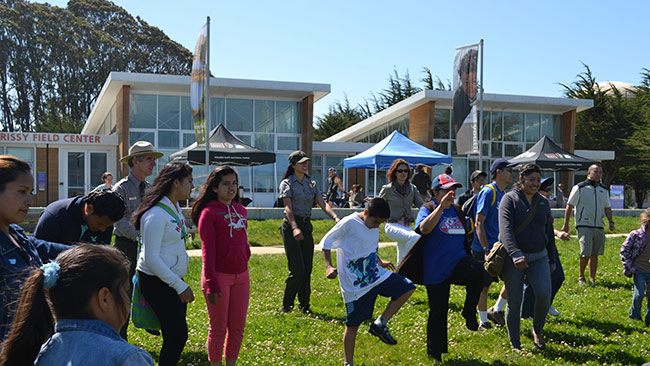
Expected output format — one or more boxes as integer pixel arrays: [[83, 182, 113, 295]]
[[65, 151, 108, 197]]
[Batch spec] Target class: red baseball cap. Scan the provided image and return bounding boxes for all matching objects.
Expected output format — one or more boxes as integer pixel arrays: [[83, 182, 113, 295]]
[[432, 174, 462, 189]]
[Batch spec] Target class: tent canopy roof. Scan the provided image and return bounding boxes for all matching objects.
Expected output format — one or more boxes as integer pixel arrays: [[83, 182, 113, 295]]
[[509, 136, 596, 171], [343, 131, 452, 169], [170, 124, 275, 166]]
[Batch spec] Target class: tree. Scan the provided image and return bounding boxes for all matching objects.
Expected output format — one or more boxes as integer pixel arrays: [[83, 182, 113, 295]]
[[0, 0, 192, 133], [313, 96, 363, 141]]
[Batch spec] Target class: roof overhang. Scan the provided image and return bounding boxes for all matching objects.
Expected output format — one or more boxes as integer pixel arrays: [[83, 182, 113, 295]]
[[324, 90, 594, 142], [82, 72, 330, 134]]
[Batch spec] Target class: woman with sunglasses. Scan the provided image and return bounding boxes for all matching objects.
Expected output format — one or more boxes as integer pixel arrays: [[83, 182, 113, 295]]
[[379, 159, 424, 265]]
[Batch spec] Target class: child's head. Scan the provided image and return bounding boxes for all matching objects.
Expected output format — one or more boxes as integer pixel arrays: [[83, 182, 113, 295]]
[[190, 166, 240, 224], [641, 208, 650, 230], [0, 245, 130, 365], [362, 197, 390, 228]]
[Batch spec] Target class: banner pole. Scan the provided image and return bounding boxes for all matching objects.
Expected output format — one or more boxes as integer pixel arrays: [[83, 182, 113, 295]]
[[478, 39, 484, 169], [205, 16, 211, 180]]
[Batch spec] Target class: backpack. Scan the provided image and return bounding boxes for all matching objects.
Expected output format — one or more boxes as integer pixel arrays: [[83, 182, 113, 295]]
[[461, 183, 497, 247]]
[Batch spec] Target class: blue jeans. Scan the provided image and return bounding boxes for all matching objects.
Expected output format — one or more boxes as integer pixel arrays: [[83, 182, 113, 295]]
[[521, 248, 564, 319], [502, 250, 552, 349], [630, 270, 650, 325]]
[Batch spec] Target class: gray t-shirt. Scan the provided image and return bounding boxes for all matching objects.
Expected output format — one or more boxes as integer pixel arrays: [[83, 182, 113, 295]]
[[278, 174, 320, 216]]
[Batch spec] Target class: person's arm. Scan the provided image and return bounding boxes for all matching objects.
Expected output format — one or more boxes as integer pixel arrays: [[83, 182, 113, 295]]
[[498, 193, 525, 265], [316, 194, 341, 223], [418, 191, 455, 235], [377, 256, 395, 271], [620, 230, 640, 277], [30, 236, 71, 262], [113, 184, 139, 241], [412, 185, 424, 208], [198, 208, 221, 298], [335, 177, 344, 193], [323, 249, 338, 279], [140, 210, 188, 295], [605, 207, 615, 231], [475, 213, 489, 250], [282, 197, 304, 241], [561, 204, 573, 233], [545, 212, 557, 267]]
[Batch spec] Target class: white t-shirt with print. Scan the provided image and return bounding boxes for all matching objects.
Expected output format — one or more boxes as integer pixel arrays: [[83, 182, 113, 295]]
[[320, 213, 391, 303]]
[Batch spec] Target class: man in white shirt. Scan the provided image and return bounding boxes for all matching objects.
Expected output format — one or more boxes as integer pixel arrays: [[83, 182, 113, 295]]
[[321, 198, 415, 366]]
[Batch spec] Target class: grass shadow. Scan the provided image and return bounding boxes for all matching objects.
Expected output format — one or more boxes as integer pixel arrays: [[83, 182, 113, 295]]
[[545, 346, 646, 365]]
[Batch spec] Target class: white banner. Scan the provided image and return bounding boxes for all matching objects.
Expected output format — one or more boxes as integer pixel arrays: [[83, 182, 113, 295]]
[[452, 44, 480, 154]]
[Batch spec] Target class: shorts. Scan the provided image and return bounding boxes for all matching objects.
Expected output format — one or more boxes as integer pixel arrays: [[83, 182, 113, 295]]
[[577, 227, 606, 257], [471, 249, 499, 287], [344, 273, 415, 327]]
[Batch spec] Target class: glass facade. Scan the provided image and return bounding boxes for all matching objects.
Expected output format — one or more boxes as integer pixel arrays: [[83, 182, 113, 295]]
[[129, 94, 302, 204], [353, 113, 409, 143]]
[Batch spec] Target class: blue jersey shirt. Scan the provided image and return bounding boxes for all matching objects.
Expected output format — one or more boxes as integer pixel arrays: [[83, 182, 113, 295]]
[[470, 183, 505, 252], [416, 203, 468, 285]]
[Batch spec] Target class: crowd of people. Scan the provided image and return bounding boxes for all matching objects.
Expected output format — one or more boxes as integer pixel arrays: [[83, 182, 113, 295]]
[[0, 142, 647, 365]]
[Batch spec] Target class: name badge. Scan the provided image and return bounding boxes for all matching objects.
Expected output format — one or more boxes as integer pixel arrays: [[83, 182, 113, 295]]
[[129, 196, 137, 201]]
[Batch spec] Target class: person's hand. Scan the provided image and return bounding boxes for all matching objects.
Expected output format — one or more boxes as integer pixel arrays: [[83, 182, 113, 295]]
[[560, 224, 569, 233], [514, 258, 528, 270], [292, 227, 304, 241], [206, 292, 221, 305], [179, 286, 195, 304], [609, 221, 615, 232], [556, 230, 570, 241], [326, 265, 338, 279], [379, 259, 395, 271], [439, 190, 456, 209]]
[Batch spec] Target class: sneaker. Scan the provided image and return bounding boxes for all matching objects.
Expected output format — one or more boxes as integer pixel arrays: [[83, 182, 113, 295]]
[[478, 321, 492, 330], [548, 305, 559, 317], [145, 329, 160, 336], [487, 307, 505, 326], [368, 322, 397, 345], [578, 276, 586, 285]]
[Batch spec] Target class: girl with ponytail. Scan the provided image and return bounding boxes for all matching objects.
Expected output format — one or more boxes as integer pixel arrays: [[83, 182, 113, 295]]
[[0, 245, 154, 365]]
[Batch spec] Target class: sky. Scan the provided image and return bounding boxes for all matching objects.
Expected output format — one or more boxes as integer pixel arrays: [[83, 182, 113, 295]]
[[35, 0, 650, 120]]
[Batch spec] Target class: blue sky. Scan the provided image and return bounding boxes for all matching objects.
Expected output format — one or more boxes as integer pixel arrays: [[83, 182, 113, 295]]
[[37, 0, 650, 119]]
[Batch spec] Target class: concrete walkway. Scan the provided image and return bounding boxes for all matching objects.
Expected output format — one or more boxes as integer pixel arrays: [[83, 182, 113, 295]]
[[187, 241, 398, 257], [187, 233, 628, 257]]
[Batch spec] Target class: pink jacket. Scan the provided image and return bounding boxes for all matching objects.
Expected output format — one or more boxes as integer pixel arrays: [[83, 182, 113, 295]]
[[199, 200, 250, 293]]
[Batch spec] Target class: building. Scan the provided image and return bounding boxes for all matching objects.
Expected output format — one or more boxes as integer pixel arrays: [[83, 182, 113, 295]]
[[324, 89, 595, 195]]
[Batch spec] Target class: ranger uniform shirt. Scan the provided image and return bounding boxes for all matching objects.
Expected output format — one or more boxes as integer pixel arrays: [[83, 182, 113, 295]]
[[278, 174, 320, 217], [112, 173, 151, 241]]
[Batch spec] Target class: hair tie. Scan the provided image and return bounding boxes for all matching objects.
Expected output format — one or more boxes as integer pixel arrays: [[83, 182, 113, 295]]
[[41, 261, 60, 289]]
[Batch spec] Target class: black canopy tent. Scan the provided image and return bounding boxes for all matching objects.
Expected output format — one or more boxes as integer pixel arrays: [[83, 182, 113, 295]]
[[509, 136, 596, 171], [170, 124, 275, 166]]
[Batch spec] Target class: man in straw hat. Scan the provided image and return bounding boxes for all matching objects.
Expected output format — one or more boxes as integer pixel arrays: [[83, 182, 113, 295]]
[[112, 141, 163, 339]]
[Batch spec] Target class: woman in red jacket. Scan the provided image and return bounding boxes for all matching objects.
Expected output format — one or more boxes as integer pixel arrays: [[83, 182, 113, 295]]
[[191, 166, 251, 366]]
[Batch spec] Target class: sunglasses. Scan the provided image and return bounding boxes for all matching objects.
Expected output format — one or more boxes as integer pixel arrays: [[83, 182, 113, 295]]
[[396, 169, 409, 173]]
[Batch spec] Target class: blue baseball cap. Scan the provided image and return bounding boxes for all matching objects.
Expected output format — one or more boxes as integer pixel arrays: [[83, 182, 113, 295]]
[[490, 158, 518, 174]]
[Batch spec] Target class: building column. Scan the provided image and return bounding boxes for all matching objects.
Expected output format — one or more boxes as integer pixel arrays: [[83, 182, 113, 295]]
[[301, 94, 314, 161], [116, 85, 130, 178], [408, 101, 436, 149], [35, 146, 58, 206], [561, 109, 577, 188]]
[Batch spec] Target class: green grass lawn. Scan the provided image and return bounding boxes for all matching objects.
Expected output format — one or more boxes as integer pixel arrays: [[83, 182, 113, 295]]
[[186, 216, 642, 249], [130, 229, 650, 365]]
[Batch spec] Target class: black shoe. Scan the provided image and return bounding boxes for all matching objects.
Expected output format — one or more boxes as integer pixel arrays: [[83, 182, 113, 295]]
[[427, 352, 442, 361], [532, 329, 545, 350], [478, 321, 492, 330], [464, 315, 478, 331], [368, 322, 397, 345], [281, 306, 292, 313], [145, 329, 160, 336]]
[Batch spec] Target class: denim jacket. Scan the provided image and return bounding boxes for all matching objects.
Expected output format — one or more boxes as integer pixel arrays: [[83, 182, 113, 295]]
[[620, 226, 648, 277], [0, 224, 69, 340], [36, 319, 155, 365]]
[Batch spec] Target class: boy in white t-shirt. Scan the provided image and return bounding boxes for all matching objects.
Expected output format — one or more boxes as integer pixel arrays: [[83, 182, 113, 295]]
[[321, 198, 415, 366]]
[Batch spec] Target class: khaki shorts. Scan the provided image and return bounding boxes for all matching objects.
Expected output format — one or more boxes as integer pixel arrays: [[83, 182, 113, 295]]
[[577, 227, 606, 257]]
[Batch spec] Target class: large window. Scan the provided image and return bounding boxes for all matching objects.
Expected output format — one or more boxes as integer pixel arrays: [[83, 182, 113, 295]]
[[276, 101, 301, 133], [130, 94, 156, 128], [227, 99, 253, 132]]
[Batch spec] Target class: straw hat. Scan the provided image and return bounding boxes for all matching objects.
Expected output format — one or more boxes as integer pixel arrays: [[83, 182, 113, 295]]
[[120, 141, 164, 163]]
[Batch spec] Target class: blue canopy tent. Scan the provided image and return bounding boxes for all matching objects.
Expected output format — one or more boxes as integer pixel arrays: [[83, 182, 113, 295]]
[[344, 130, 452, 194]]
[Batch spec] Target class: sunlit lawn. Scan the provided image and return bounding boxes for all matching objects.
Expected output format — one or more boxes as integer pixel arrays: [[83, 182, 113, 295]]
[[131, 217, 650, 365]]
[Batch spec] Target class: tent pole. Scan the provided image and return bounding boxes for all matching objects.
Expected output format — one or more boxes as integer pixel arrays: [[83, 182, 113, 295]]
[[374, 165, 377, 196]]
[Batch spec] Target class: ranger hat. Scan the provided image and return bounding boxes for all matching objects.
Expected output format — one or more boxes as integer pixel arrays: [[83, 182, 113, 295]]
[[288, 151, 310, 165], [120, 141, 163, 163]]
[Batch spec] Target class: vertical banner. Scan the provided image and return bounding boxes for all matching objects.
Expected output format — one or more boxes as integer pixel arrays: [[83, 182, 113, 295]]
[[191, 24, 208, 145], [452, 43, 480, 154], [609, 184, 625, 209]]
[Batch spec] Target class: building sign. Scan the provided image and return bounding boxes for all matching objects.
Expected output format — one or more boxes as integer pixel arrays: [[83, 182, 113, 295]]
[[610, 184, 625, 209], [0, 132, 116, 145]]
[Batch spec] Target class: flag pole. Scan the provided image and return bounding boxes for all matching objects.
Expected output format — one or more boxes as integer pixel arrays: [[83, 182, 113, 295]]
[[205, 16, 211, 180], [478, 39, 484, 169]]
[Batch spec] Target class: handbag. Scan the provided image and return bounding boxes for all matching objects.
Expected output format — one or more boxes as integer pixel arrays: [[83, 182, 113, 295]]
[[484, 194, 541, 277], [130, 202, 188, 330]]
